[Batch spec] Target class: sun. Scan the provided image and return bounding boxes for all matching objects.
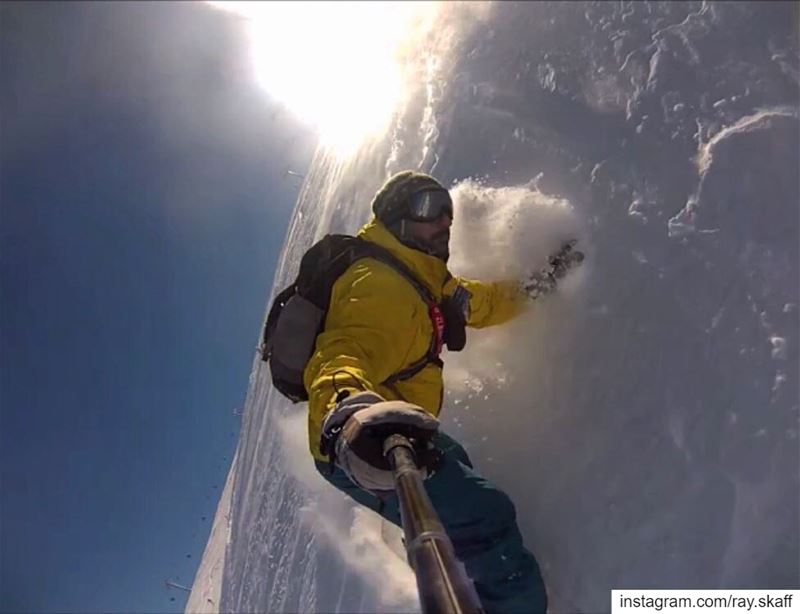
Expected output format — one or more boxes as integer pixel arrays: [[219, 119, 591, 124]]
[[209, 1, 436, 156]]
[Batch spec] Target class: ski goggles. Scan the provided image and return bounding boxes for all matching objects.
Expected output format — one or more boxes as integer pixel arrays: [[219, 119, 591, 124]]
[[406, 189, 453, 222]]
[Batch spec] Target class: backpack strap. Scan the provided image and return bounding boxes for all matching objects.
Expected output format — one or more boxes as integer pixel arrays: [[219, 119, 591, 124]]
[[355, 241, 436, 303], [351, 240, 445, 387]]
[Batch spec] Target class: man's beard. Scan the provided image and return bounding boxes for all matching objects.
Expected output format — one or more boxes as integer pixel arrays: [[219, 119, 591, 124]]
[[392, 221, 451, 262], [428, 230, 450, 261], [408, 229, 450, 262]]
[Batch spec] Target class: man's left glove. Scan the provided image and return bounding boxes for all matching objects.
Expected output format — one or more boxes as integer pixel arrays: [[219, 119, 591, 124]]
[[320, 391, 440, 494], [521, 239, 585, 300]]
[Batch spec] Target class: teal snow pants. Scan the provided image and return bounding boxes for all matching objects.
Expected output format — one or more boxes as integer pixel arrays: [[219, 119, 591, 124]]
[[315, 432, 548, 614]]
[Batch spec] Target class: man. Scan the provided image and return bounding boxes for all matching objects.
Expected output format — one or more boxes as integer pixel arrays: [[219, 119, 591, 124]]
[[304, 171, 583, 613]]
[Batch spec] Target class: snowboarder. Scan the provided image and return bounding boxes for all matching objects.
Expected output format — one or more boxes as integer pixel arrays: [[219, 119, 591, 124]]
[[308, 171, 584, 613]]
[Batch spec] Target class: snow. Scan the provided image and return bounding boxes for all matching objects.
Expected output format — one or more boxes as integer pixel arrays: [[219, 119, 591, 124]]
[[696, 107, 799, 177], [186, 450, 236, 613], [192, 2, 798, 612]]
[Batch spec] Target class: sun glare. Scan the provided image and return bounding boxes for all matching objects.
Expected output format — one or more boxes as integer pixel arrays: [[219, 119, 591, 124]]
[[210, 1, 435, 156]]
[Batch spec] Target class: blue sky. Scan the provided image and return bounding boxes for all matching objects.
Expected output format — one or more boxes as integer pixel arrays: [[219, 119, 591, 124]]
[[1, 2, 315, 611]]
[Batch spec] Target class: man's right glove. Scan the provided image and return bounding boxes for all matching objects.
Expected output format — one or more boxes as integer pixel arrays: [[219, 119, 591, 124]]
[[520, 239, 585, 300], [320, 391, 440, 494]]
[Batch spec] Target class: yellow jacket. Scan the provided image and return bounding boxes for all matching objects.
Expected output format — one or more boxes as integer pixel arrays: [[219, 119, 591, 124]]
[[304, 219, 526, 461]]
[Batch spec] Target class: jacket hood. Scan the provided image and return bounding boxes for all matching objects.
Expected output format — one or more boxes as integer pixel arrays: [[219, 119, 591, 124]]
[[357, 218, 450, 299]]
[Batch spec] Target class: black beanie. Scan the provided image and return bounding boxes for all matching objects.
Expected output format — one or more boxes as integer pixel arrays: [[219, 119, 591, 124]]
[[371, 171, 446, 226]]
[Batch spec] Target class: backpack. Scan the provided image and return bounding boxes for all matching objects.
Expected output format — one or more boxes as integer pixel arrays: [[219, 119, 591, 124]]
[[260, 234, 466, 403]]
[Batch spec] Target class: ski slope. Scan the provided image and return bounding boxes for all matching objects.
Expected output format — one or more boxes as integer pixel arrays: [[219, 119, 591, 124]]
[[190, 3, 799, 612]]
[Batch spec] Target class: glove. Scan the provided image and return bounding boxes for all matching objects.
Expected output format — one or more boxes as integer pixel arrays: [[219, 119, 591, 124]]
[[320, 391, 440, 493], [521, 240, 585, 300]]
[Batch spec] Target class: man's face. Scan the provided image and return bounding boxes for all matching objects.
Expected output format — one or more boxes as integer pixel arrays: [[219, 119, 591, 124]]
[[404, 212, 452, 260]]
